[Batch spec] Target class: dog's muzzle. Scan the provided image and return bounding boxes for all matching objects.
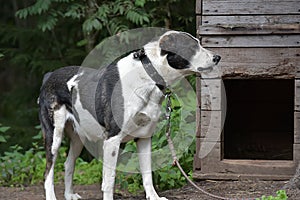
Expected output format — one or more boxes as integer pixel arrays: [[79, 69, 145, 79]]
[[197, 55, 221, 72]]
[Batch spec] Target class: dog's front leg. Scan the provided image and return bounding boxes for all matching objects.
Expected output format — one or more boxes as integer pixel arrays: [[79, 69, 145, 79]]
[[137, 138, 168, 200], [102, 135, 122, 200]]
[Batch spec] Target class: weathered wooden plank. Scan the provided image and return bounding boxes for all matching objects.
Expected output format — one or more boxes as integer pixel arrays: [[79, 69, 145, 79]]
[[297, 66, 300, 78], [200, 111, 223, 142], [202, 35, 300, 48], [207, 48, 299, 79], [199, 24, 300, 35], [202, 15, 300, 27], [193, 171, 293, 180], [295, 112, 300, 144], [196, 108, 201, 137], [196, 76, 201, 107], [196, 16, 202, 35], [197, 140, 221, 161], [196, 0, 202, 14], [196, 77, 201, 137], [203, 0, 300, 15], [294, 144, 300, 162], [201, 79, 222, 110], [198, 159, 295, 178], [194, 138, 201, 170], [296, 80, 300, 111]]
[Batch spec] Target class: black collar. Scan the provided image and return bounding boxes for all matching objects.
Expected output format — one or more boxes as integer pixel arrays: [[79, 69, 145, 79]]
[[133, 48, 166, 93]]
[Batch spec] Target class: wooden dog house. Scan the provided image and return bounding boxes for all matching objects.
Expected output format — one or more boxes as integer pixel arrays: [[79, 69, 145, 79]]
[[193, 0, 300, 180]]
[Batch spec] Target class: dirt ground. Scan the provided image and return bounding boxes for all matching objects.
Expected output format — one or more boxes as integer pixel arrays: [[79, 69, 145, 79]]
[[1, 180, 300, 200]]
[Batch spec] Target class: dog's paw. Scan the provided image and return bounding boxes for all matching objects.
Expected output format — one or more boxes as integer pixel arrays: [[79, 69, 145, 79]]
[[65, 193, 82, 200], [158, 197, 168, 200], [147, 197, 168, 200]]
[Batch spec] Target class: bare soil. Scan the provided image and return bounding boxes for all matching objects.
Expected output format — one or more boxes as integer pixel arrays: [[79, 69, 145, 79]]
[[1, 180, 300, 200]]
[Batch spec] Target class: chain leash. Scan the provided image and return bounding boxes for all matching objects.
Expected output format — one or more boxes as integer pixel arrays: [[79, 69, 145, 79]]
[[164, 93, 257, 200]]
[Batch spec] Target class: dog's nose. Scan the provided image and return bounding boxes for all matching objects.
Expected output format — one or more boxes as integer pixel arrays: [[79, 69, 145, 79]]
[[213, 55, 221, 65]]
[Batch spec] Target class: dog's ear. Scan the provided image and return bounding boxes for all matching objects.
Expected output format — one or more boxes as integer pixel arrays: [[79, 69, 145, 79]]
[[159, 32, 200, 70]]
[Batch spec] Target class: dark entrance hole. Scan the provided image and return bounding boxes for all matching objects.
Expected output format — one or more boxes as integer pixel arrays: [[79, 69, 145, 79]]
[[223, 79, 294, 160]]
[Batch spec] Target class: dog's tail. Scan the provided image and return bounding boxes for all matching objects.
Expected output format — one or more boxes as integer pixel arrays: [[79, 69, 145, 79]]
[[37, 72, 53, 105], [38, 92, 55, 177]]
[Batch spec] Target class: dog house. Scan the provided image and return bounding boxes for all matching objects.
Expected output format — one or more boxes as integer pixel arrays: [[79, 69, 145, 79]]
[[193, 0, 300, 180]]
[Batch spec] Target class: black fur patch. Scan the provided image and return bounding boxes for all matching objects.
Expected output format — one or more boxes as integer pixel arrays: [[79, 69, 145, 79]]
[[159, 33, 199, 70], [94, 63, 124, 138]]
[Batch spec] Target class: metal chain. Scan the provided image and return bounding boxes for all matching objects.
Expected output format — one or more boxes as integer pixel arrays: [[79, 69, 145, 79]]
[[164, 93, 256, 200]]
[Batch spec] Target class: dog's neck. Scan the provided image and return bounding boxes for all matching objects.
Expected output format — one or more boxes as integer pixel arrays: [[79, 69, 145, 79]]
[[133, 48, 167, 93], [143, 42, 190, 87]]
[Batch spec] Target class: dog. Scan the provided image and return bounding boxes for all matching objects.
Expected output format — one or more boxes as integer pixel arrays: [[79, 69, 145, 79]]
[[38, 30, 221, 200]]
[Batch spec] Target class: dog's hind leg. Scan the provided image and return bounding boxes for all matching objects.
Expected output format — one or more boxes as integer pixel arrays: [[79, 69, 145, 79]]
[[102, 134, 122, 200], [42, 105, 67, 200], [137, 137, 168, 200], [64, 122, 83, 200]]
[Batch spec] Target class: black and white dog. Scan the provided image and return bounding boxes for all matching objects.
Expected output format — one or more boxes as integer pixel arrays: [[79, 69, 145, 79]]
[[38, 30, 221, 200]]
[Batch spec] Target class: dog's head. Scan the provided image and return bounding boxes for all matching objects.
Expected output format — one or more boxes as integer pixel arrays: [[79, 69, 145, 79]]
[[157, 31, 220, 74]]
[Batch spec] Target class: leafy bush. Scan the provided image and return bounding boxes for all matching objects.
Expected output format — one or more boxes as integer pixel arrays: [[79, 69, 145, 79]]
[[256, 190, 288, 200], [0, 124, 10, 143]]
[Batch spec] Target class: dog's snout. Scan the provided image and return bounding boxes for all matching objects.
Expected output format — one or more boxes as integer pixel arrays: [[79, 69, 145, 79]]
[[213, 55, 221, 64]]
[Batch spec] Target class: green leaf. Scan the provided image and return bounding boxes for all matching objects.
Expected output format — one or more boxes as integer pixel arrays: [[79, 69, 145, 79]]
[[0, 53, 4, 58], [15, 9, 28, 19], [76, 39, 88, 47], [135, 0, 146, 7], [38, 15, 58, 32], [64, 3, 85, 19], [0, 126, 10, 133], [82, 18, 102, 34], [0, 135, 6, 143]]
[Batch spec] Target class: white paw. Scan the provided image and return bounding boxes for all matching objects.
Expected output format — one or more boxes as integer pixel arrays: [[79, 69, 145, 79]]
[[147, 197, 168, 200], [45, 192, 57, 200], [158, 197, 168, 200], [65, 193, 82, 200]]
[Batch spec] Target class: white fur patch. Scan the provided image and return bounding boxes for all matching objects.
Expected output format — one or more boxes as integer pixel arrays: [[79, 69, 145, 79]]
[[67, 73, 106, 142], [44, 163, 56, 200]]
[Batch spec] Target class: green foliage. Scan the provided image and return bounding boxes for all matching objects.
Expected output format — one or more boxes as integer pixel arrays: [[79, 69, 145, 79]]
[[0, 143, 45, 186], [73, 158, 102, 185], [0, 0, 197, 193], [256, 190, 288, 200], [0, 124, 10, 143]]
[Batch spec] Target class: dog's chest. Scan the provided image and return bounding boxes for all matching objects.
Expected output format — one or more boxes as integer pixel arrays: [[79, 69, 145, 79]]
[[66, 60, 163, 140]]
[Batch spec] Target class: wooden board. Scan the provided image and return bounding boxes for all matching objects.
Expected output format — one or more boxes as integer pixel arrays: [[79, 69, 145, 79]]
[[200, 111, 223, 142], [196, 108, 201, 137], [205, 47, 299, 78], [296, 80, 300, 111], [295, 112, 300, 144], [194, 138, 202, 170], [193, 171, 293, 180], [196, 0, 202, 14], [201, 79, 223, 110], [200, 158, 296, 176], [202, 0, 300, 15], [197, 139, 221, 161], [294, 143, 300, 162], [196, 16, 202, 34], [199, 24, 300, 36], [196, 76, 201, 107], [196, 77, 201, 137], [201, 35, 300, 48], [201, 15, 300, 27], [297, 66, 300, 78]]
